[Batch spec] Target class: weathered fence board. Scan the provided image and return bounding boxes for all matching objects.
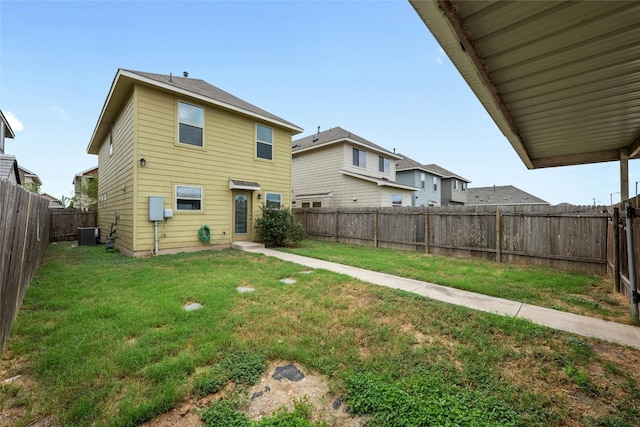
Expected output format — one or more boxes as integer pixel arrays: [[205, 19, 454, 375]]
[[49, 209, 97, 241], [295, 205, 609, 275], [0, 181, 50, 351]]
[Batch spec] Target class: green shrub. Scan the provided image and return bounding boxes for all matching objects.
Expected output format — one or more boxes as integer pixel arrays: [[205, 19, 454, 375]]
[[255, 205, 305, 247]]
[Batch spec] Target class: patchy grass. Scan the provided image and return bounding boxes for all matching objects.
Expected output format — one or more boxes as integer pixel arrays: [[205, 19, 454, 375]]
[[281, 240, 631, 323], [0, 242, 639, 426]]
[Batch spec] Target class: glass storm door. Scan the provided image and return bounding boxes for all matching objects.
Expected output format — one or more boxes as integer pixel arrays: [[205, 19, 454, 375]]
[[233, 192, 250, 241]]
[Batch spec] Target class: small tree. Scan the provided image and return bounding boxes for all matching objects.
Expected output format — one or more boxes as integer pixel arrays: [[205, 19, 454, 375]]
[[75, 175, 98, 210], [255, 205, 305, 247], [22, 181, 41, 194]]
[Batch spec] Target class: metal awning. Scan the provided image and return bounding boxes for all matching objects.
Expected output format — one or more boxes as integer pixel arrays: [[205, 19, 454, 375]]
[[410, 1, 640, 170], [229, 179, 260, 191]]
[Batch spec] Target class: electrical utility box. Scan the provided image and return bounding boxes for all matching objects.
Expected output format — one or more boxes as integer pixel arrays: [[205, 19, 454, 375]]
[[149, 196, 164, 221]]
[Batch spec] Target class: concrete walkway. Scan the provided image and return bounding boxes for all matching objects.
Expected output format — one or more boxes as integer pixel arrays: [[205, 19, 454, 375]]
[[245, 247, 640, 350]]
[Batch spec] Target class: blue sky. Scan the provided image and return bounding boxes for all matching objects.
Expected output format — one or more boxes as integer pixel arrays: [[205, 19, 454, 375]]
[[1, 0, 637, 206]]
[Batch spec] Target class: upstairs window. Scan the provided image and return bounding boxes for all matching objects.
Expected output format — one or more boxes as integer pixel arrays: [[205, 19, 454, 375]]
[[433, 176, 438, 191], [420, 172, 426, 189], [378, 156, 390, 173], [265, 192, 281, 209], [454, 179, 459, 190], [256, 124, 273, 160], [178, 102, 204, 147], [462, 182, 467, 191], [176, 185, 202, 211], [353, 148, 366, 168]]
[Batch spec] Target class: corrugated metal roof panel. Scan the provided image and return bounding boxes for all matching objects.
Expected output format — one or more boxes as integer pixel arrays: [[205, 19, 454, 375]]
[[410, 0, 640, 169]]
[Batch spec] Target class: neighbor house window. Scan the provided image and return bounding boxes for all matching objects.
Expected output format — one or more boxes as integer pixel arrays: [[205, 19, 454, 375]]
[[176, 185, 202, 210], [379, 156, 390, 173], [178, 102, 204, 147], [353, 148, 366, 168], [462, 182, 467, 191], [433, 176, 438, 191], [392, 194, 402, 207], [265, 192, 281, 209], [420, 172, 426, 189], [256, 124, 273, 160], [454, 179, 459, 190], [312, 201, 322, 208], [301, 202, 310, 208]]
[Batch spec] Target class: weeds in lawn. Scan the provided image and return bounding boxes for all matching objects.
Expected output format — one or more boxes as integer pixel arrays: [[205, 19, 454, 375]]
[[1, 242, 639, 427], [283, 240, 629, 322]]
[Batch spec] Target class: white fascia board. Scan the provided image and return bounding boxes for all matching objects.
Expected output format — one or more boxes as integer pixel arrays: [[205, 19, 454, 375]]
[[340, 170, 419, 191], [120, 70, 303, 134]]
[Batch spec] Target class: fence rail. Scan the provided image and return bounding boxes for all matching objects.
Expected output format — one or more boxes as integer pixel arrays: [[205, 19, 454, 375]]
[[295, 205, 609, 275], [0, 181, 51, 351], [49, 209, 97, 242]]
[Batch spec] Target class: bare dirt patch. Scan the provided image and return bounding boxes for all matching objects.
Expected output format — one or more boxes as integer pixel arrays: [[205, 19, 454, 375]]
[[141, 361, 365, 427]]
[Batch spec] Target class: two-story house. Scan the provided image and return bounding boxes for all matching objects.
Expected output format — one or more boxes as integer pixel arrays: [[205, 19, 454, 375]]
[[396, 154, 470, 206], [291, 127, 417, 208], [87, 69, 302, 256], [72, 166, 98, 210], [0, 109, 20, 184]]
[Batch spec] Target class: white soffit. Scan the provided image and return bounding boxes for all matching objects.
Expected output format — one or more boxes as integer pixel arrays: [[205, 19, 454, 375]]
[[410, 0, 640, 169]]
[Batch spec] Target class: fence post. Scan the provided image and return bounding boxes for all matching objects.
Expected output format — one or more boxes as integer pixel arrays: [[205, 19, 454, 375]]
[[495, 208, 502, 263], [612, 207, 620, 293], [424, 207, 429, 254], [304, 208, 308, 236], [373, 208, 378, 247], [334, 209, 339, 243]]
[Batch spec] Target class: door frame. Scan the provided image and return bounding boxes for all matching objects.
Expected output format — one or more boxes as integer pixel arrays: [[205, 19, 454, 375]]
[[232, 190, 252, 241]]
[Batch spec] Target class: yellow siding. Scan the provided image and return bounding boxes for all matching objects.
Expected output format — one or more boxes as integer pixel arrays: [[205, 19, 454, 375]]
[[132, 85, 292, 254], [97, 92, 135, 251]]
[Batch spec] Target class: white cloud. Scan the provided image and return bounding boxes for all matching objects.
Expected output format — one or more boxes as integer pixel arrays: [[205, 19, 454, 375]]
[[435, 47, 446, 65], [4, 111, 24, 132], [51, 106, 70, 121]]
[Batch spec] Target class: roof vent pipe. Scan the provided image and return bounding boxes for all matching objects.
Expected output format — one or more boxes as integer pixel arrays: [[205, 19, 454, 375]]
[[183, 71, 189, 78], [169, 72, 173, 82], [317, 126, 320, 134]]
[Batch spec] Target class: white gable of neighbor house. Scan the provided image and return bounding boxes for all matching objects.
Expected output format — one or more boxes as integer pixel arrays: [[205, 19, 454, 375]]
[[292, 142, 414, 208]]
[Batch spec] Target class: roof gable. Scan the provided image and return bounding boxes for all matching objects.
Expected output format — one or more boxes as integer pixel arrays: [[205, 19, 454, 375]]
[[0, 154, 20, 183], [293, 127, 401, 159], [396, 153, 470, 182], [0, 110, 15, 140], [88, 69, 302, 154]]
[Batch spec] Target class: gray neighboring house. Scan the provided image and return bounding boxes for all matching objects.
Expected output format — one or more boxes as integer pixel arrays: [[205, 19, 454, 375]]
[[292, 127, 417, 208], [396, 154, 470, 206], [0, 109, 20, 184], [466, 185, 549, 206]]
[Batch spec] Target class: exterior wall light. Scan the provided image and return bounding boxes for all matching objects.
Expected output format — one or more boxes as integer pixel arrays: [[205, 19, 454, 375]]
[[140, 158, 146, 167]]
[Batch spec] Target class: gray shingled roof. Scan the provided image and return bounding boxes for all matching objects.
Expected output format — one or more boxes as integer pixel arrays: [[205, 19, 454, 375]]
[[89, 69, 302, 154], [293, 127, 400, 158], [0, 154, 19, 182], [467, 185, 548, 206], [396, 153, 470, 182], [125, 70, 300, 130]]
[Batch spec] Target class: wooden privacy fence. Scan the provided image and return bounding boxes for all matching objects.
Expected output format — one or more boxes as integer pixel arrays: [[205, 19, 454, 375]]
[[608, 197, 640, 308], [295, 205, 609, 275], [49, 209, 97, 242], [0, 180, 50, 351]]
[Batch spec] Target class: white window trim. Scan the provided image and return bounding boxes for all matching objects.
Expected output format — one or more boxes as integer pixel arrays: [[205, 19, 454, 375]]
[[256, 124, 273, 160], [379, 156, 390, 174], [175, 184, 203, 211], [391, 193, 403, 207], [353, 147, 366, 168], [177, 101, 205, 148], [265, 192, 282, 209]]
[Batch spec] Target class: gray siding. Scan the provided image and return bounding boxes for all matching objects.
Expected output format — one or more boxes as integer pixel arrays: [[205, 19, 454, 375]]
[[396, 170, 441, 206], [442, 178, 467, 205]]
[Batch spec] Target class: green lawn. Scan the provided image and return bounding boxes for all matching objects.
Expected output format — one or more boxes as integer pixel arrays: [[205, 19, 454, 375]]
[[281, 240, 631, 323], [1, 242, 639, 426]]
